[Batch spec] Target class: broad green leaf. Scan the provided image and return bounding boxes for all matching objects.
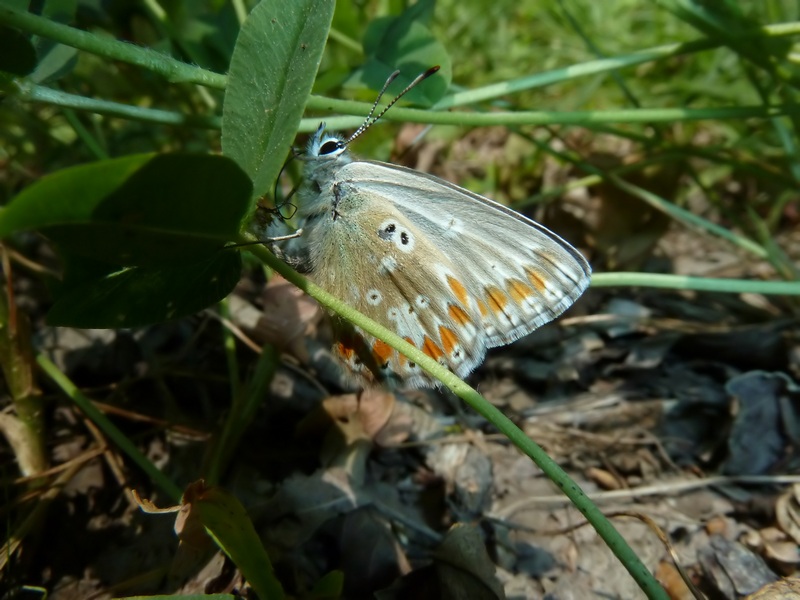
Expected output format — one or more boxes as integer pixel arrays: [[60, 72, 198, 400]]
[[357, 0, 451, 106], [189, 483, 284, 600], [0, 26, 36, 77], [0, 153, 252, 267], [221, 0, 335, 201], [46, 250, 242, 328]]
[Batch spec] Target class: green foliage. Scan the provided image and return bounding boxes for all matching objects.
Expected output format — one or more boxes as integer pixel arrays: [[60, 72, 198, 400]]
[[0, 153, 252, 326], [356, 0, 451, 106], [189, 484, 284, 599], [221, 0, 334, 199], [0, 25, 36, 77]]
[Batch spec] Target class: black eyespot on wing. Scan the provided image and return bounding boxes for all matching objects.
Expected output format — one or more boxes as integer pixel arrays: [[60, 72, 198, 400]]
[[400, 232, 409, 245], [320, 140, 344, 155], [378, 222, 396, 241]]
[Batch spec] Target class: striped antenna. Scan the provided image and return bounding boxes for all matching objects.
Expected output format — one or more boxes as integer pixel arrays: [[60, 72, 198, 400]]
[[346, 66, 440, 145]]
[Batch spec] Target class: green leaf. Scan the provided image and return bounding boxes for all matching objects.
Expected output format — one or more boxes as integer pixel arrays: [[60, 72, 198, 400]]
[[30, 0, 78, 83], [191, 484, 284, 600], [222, 0, 335, 201], [0, 153, 253, 267], [46, 250, 242, 328], [657, 0, 799, 85], [0, 25, 36, 76], [357, 0, 451, 106], [309, 570, 344, 599], [164, 1, 240, 73]]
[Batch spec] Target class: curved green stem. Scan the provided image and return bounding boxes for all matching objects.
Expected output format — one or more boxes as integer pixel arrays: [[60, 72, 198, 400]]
[[0, 4, 226, 89], [14, 80, 221, 129], [20, 80, 798, 135], [306, 102, 800, 128], [432, 21, 800, 109], [592, 272, 800, 293], [241, 235, 668, 600]]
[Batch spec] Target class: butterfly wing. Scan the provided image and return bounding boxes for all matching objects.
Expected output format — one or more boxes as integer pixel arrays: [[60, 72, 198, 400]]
[[302, 181, 489, 387], [339, 160, 591, 343], [300, 159, 590, 387]]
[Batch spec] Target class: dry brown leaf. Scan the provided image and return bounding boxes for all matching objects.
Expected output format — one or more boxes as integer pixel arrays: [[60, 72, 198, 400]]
[[316, 390, 396, 440], [586, 467, 622, 490], [356, 388, 397, 439], [746, 578, 800, 599], [655, 560, 696, 600], [698, 534, 779, 598], [705, 516, 729, 536], [432, 523, 506, 599], [775, 483, 800, 545], [257, 274, 323, 359], [759, 526, 800, 569]]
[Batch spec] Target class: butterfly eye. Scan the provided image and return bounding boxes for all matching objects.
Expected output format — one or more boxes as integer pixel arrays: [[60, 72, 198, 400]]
[[319, 140, 344, 155]]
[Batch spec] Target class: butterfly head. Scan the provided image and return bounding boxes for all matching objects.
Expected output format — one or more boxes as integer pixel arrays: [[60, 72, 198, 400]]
[[303, 123, 355, 185], [307, 123, 349, 161]]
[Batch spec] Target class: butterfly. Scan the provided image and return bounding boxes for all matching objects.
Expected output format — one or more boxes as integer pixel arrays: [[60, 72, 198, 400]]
[[295, 69, 591, 388]]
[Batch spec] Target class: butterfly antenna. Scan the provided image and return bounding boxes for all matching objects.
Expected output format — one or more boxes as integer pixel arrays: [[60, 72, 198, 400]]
[[347, 70, 401, 142], [346, 65, 440, 145]]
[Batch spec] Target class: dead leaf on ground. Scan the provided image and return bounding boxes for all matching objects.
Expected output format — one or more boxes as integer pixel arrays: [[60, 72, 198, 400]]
[[256, 274, 323, 360], [698, 534, 780, 598], [746, 577, 800, 599]]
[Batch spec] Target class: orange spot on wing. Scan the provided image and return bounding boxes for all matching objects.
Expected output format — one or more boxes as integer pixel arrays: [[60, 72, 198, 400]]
[[477, 299, 489, 317], [508, 279, 534, 303], [422, 336, 444, 361], [335, 341, 355, 361], [448, 303, 472, 326], [446, 275, 469, 306], [372, 340, 392, 365], [486, 286, 508, 315], [525, 267, 547, 292], [438, 325, 458, 355], [398, 336, 416, 366]]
